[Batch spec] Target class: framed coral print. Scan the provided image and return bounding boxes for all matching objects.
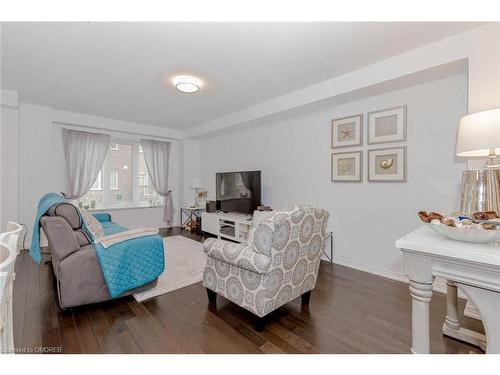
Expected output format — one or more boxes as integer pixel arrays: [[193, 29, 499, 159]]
[[331, 114, 363, 148], [367, 105, 407, 144], [368, 146, 407, 182], [331, 151, 362, 182]]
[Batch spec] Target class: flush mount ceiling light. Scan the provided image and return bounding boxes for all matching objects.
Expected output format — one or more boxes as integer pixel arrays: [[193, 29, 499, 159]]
[[172, 75, 202, 94]]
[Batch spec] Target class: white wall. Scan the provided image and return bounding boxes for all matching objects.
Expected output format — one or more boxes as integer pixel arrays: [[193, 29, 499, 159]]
[[18, 103, 53, 242], [0, 89, 20, 231], [182, 139, 201, 207], [15, 102, 183, 244], [186, 23, 499, 139], [198, 74, 467, 279]]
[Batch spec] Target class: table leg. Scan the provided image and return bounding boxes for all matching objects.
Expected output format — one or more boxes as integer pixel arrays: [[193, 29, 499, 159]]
[[330, 233, 333, 264], [442, 281, 486, 350], [409, 280, 433, 354], [322, 232, 334, 263], [445, 281, 460, 330], [459, 284, 500, 354]]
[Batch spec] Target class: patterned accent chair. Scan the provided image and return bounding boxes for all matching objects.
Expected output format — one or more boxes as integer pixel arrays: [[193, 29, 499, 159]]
[[202, 205, 329, 330]]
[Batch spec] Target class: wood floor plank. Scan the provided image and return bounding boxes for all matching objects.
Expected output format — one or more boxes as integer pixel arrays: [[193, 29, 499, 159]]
[[12, 251, 29, 349], [266, 322, 321, 354], [40, 260, 62, 352], [13, 227, 485, 354], [86, 306, 124, 353], [124, 315, 164, 353], [56, 309, 81, 354], [71, 307, 102, 354], [142, 292, 206, 353], [259, 341, 286, 354], [128, 301, 187, 353], [21, 255, 43, 352]]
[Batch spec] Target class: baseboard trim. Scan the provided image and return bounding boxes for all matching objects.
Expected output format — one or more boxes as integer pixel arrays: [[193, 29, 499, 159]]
[[331, 257, 460, 295], [331, 256, 483, 322], [332, 256, 408, 284]]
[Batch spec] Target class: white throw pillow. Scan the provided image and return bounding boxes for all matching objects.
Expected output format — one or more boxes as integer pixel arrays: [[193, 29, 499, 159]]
[[80, 210, 105, 240]]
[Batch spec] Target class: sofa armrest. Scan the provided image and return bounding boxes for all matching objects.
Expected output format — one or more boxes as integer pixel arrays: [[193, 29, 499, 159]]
[[203, 238, 271, 274], [40, 216, 80, 262], [56, 244, 109, 308]]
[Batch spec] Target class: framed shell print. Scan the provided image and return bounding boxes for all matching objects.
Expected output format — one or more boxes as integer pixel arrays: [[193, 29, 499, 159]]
[[331, 151, 362, 182], [367, 105, 407, 144], [331, 114, 363, 148], [368, 146, 407, 182]]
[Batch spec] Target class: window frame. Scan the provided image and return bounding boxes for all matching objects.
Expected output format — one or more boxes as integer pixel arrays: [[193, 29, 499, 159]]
[[110, 169, 119, 190], [90, 171, 102, 191], [138, 172, 149, 187], [79, 140, 162, 210]]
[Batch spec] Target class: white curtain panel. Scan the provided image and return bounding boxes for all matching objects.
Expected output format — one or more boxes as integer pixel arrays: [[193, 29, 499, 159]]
[[140, 139, 173, 226], [62, 128, 111, 199]]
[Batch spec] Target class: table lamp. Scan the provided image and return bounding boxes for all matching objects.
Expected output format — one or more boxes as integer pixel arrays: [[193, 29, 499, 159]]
[[456, 109, 500, 215]]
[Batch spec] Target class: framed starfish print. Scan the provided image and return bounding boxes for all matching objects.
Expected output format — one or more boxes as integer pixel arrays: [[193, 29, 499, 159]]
[[331, 114, 363, 148]]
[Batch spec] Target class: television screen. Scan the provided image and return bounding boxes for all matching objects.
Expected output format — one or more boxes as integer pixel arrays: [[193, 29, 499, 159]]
[[216, 171, 261, 214]]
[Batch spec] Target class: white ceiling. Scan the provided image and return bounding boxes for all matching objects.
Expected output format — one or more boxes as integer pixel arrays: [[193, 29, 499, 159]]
[[1, 22, 483, 130]]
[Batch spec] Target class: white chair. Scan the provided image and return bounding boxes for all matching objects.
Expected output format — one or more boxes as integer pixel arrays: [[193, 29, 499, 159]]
[[0, 242, 17, 354], [0, 222, 24, 254], [0, 222, 22, 354]]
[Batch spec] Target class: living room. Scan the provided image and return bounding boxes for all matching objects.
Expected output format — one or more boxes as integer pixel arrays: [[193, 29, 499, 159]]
[[1, 1, 500, 372]]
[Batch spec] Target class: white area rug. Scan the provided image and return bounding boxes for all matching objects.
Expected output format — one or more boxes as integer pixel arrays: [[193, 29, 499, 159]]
[[133, 235, 207, 302]]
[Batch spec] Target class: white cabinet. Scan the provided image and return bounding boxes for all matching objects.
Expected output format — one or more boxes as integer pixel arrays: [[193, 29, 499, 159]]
[[201, 212, 219, 234], [202, 212, 253, 243]]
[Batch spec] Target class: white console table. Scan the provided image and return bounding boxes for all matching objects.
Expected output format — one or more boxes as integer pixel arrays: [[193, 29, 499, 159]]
[[202, 211, 253, 243], [396, 226, 500, 354]]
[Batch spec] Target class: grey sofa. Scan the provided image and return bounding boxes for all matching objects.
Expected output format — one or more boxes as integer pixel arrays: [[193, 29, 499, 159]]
[[40, 203, 157, 309], [203, 205, 329, 330]]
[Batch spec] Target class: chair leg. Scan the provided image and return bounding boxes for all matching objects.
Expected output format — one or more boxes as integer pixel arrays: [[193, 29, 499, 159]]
[[206, 288, 217, 305], [301, 290, 311, 306]]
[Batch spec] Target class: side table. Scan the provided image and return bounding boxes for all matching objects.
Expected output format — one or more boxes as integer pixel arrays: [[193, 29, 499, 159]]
[[180, 206, 205, 233]]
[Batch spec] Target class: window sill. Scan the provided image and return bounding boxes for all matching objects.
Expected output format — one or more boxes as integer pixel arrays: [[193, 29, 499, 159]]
[[85, 204, 163, 213]]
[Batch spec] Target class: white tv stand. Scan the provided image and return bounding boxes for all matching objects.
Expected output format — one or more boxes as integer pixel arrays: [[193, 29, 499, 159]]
[[201, 211, 253, 243]]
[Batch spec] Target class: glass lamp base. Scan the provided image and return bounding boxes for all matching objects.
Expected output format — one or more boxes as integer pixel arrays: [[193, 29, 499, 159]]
[[459, 169, 500, 215]]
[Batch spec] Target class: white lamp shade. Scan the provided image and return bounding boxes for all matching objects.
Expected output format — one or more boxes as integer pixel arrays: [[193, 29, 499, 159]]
[[456, 108, 500, 157], [190, 177, 202, 188]]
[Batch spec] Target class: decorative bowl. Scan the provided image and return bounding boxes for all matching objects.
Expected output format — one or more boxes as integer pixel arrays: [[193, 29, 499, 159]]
[[425, 223, 500, 243]]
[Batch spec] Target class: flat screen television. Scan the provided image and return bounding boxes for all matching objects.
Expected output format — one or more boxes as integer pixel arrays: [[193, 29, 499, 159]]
[[216, 171, 261, 214]]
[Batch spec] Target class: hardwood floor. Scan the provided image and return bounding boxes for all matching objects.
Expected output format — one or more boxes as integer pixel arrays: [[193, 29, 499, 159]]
[[12, 227, 484, 354]]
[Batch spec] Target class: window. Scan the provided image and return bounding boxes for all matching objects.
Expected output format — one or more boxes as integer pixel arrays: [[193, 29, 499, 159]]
[[110, 169, 119, 190], [91, 171, 102, 190], [138, 173, 149, 186], [79, 142, 162, 209]]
